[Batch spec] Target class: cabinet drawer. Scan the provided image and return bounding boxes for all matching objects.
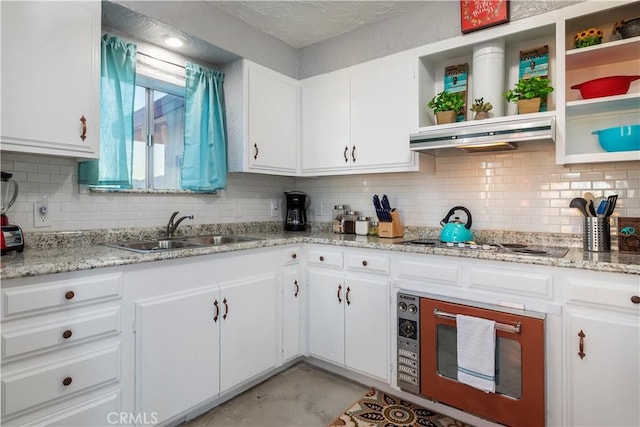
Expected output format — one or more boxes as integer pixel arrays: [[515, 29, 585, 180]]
[[307, 248, 343, 268], [23, 391, 121, 427], [2, 309, 120, 360], [467, 266, 553, 299], [2, 345, 120, 418], [2, 273, 123, 319], [283, 247, 302, 265], [565, 276, 640, 312], [345, 252, 389, 275], [396, 257, 461, 286]]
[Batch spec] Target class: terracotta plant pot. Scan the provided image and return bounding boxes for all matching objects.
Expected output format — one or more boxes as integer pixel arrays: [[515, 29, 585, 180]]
[[435, 110, 457, 124], [517, 98, 541, 114], [474, 111, 490, 120]]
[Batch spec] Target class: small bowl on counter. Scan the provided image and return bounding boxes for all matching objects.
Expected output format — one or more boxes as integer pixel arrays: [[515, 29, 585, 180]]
[[571, 75, 640, 99], [592, 125, 640, 152]]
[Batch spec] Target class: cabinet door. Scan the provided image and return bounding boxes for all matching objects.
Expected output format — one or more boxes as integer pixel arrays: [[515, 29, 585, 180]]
[[565, 305, 639, 426], [135, 287, 220, 424], [308, 268, 346, 364], [219, 273, 279, 393], [301, 74, 351, 173], [344, 274, 390, 381], [247, 64, 298, 173], [350, 56, 417, 170], [282, 266, 302, 362], [0, 1, 100, 158]]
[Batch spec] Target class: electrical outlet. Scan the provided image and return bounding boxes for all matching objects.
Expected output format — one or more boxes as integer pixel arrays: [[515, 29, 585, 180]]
[[270, 199, 280, 218], [33, 200, 51, 228]]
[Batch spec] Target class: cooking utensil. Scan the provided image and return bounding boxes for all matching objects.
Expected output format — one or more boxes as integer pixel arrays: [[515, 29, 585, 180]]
[[587, 199, 597, 217], [571, 75, 640, 99], [570, 197, 589, 217], [605, 195, 618, 217], [583, 192, 594, 204], [596, 199, 608, 216], [439, 206, 473, 243]]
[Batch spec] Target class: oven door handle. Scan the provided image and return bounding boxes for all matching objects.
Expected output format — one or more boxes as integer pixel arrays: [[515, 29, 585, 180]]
[[433, 308, 521, 334]]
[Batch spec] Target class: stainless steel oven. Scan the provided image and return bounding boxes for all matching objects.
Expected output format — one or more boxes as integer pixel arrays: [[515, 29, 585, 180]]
[[397, 292, 545, 427]]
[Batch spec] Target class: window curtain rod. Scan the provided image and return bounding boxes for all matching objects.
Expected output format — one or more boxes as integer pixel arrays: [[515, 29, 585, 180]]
[[137, 51, 185, 69]]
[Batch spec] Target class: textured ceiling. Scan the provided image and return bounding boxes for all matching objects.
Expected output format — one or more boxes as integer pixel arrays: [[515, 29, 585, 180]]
[[207, 1, 429, 48]]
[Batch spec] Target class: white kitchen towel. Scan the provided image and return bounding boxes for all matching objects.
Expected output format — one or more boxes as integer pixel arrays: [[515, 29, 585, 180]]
[[456, 314, 496, 393]]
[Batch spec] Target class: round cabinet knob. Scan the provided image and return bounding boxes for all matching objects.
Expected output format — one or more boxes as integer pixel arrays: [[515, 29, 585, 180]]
[[62, 330, 73, 339], [64, 291, 75, 300], [291, 253, 297, 260], [631, 295, 640, 304], [398, 302, 407, 312], [319, 256, 325, 262], [408, 304, 418, 314], [362, 260, 368, 267], [62, 377, 73, 386]]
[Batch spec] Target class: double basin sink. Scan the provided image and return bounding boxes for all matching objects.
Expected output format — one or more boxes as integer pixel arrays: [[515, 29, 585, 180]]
[[107, 235, 262, 253]]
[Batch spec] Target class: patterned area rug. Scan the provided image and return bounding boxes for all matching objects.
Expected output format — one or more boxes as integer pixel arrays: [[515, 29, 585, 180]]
[[328, 388, 473, 427]]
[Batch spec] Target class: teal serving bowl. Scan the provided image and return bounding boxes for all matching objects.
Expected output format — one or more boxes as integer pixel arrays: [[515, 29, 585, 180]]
[[592, 125, 640, 152]]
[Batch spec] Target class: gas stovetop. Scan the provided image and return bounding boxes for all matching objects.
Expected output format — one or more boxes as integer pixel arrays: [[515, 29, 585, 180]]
[[402, 239, 569, 258]]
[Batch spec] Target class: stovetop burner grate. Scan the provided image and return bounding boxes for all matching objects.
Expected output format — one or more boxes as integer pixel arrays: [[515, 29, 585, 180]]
[[401, 239, 568, 258]]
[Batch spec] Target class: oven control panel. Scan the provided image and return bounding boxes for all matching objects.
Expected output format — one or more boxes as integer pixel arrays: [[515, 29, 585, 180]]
[[397, 293, 420, 395]]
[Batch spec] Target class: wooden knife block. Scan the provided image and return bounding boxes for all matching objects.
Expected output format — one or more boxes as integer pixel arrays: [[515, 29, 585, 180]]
[[379, 210, 403, 238]]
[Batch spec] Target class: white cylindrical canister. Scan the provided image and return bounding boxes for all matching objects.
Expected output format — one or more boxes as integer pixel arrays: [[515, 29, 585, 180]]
[[472, 40, 505, 118]]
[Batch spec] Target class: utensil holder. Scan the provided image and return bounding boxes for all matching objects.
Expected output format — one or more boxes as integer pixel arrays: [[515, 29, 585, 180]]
[[583, 217, 611, 252], [379, 210, 403, 238]]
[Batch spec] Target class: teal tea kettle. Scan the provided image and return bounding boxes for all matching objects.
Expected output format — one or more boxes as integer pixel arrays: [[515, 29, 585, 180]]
[[439, 206, 473, 243]]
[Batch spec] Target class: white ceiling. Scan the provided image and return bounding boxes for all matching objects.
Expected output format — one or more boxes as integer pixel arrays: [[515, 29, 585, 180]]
[[206, 1, 429, 48]]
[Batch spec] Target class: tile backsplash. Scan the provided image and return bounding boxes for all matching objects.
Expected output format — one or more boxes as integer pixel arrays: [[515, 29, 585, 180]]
[[2, 143, 638, 234]]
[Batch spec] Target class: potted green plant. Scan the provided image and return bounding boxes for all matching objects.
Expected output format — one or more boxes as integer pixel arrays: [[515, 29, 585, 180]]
[[470, 97, 493, 120], [427, 91, 465, 124], [503, 76, 554, 114]]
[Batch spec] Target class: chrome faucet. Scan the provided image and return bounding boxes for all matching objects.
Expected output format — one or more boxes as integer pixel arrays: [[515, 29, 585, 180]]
[[166, 211, 194, 237]]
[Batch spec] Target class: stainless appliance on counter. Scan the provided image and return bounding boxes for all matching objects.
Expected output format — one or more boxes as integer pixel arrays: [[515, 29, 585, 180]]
[[397, 291, 546, 427]]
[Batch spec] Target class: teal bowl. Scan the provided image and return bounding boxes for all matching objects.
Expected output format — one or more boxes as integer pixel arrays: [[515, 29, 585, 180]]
[[592, 125, 640, 152]]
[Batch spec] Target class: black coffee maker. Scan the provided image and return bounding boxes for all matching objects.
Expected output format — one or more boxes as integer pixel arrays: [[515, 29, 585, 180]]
[[284, 191, 309, 231]]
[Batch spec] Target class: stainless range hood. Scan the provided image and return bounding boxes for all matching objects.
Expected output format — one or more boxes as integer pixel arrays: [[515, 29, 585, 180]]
[[410, 114, 555, 153]]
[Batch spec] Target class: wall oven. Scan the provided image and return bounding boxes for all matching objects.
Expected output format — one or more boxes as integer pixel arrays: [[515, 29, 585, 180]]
[[397, 292, 545, 427]]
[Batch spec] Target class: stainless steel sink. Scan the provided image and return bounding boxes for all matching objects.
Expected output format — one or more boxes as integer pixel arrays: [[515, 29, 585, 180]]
[[106, 235, 262, 253]]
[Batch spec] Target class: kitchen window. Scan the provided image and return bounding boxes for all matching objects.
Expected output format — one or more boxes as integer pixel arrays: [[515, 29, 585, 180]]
[[133, 77, 185, 190]]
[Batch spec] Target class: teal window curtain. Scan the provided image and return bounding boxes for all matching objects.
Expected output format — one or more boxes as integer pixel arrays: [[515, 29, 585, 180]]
[[78, 34, 137, 187], [181, 62, 227, 191]]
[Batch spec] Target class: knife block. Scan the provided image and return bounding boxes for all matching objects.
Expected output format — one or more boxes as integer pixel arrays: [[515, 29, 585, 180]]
[[379, 210, 403, 238]]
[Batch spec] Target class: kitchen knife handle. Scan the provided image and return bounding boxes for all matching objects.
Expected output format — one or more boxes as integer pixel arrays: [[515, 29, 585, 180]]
[[213, 299, 219, 322], [223, 298, 229, 320], [294, 280, 299, 298], [337, 284, 342, 303], [80, 115, 87, 141], [578, 330, 586, 359], [343, 146, 348, 163], [346, 286, 351, 306], [351, 145, 356, 162]]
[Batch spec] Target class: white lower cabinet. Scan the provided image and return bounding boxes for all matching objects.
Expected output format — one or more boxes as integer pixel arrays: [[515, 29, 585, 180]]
[[561, 271, 640, 427], [307, 247, 390, 381]]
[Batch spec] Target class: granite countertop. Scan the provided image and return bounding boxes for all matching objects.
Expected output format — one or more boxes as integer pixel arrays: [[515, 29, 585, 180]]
[[2, 227, 639, 280]]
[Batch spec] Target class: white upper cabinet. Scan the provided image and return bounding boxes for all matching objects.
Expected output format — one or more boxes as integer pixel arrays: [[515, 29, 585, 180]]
[[226, 59, 299, 175], [301, 52, 427, 176], [0, 1, 100, 159], [556, 1, 640, 164]]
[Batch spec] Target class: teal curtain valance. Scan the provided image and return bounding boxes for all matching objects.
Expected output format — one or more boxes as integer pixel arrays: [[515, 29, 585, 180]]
[[78, 34, 136, 187], [181, 62, 227, 191]]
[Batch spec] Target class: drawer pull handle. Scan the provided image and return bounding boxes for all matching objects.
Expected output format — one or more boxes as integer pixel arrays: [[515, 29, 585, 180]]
[[578, 330, 586, 359], [62, 330, 73, 339], [80, 115, 87, 141], [346, 286, 351, 306], [337, 284, 342, 303], [362, 260, 368, 267], [291, 253, 297, 260], [319, 256, 324, 262], [223, 298, 229, 320], [343, 146, 348, 163], [294, 280, 299, 298], [65, 291, 75, 300], [351, 145, 356, 162], [632, 295, 640, 304], [213, 299, 219, 322], [62, 377, 73, 386]]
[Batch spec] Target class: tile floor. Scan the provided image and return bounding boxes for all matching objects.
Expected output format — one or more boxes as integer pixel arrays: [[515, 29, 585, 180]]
[[182, 362, 368, 427]]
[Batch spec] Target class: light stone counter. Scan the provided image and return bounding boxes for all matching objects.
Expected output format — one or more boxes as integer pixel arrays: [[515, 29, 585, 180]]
[[1, 227, 639, 280]]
